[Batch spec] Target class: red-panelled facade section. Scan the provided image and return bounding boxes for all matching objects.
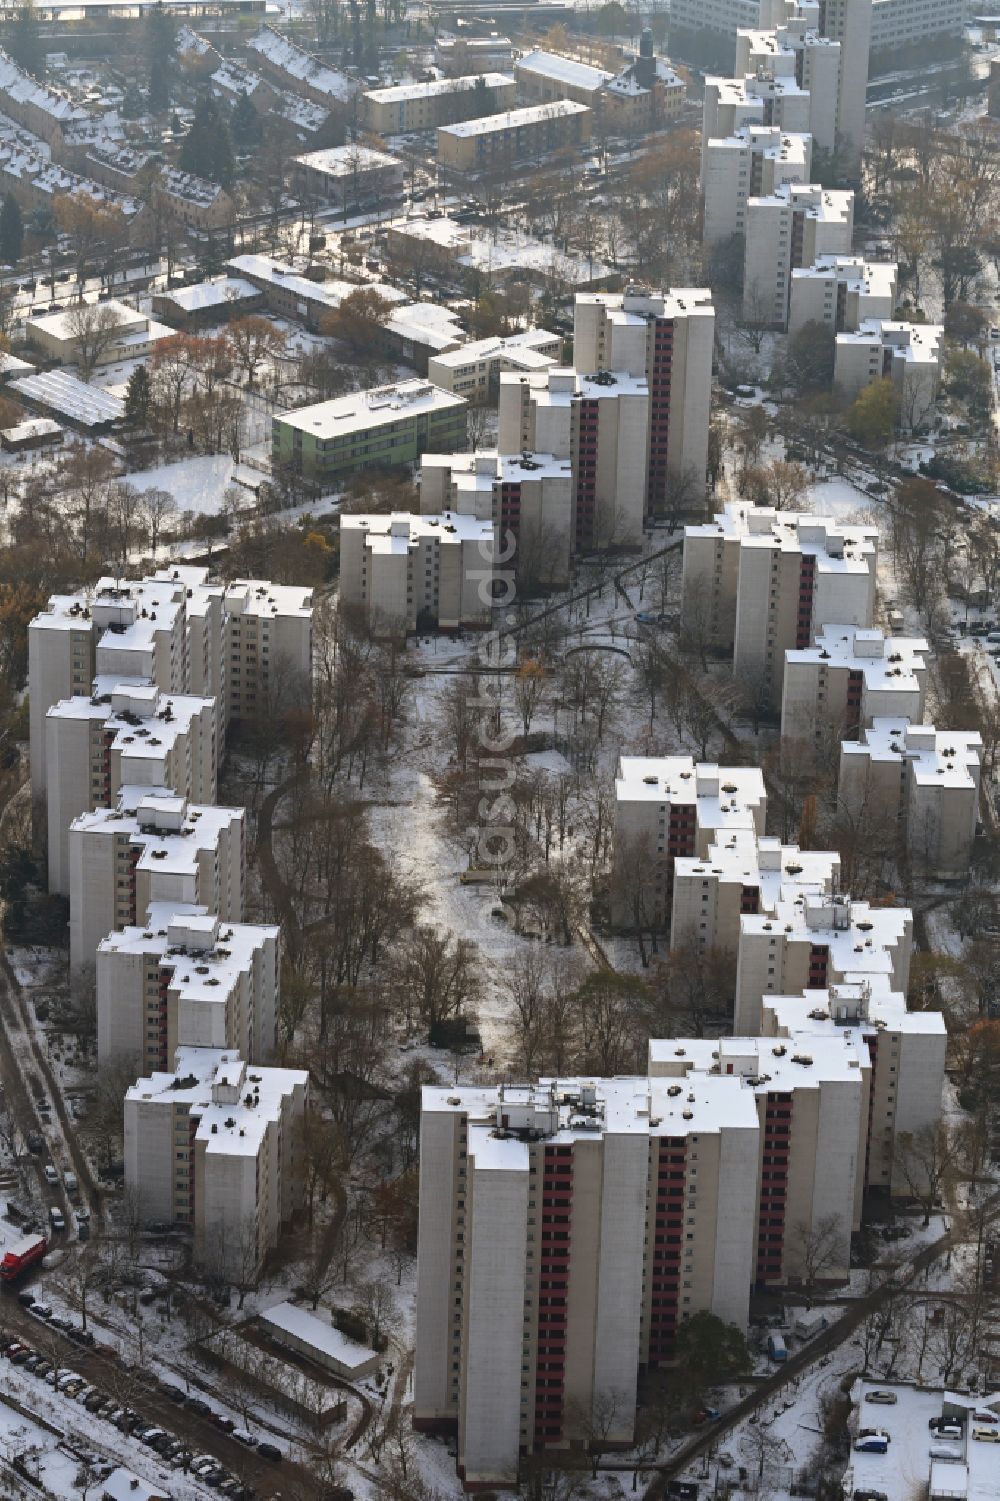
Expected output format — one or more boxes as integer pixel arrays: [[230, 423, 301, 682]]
[[863, 1033, 878, 1185], [648, 1136, 686, 1365], [574, 398, 599, 550], [757, 1091, 792, 1283], [498, 481, 522, 548], [664, 800, 698, 904], [127, 844, 140, 925], [102, 728, 114, 801], [846, 668, 864, 733], [740, 884, 761, 914], [647, 317, 674, 519], [155, 962, 171, 1072], [808, 943, 829, 989], [533, 1143, 572, 1446], [796, 554, 816, 648]]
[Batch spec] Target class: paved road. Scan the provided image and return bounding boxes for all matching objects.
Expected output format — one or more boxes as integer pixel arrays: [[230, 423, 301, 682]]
[[642, 1201, 997, 1497]]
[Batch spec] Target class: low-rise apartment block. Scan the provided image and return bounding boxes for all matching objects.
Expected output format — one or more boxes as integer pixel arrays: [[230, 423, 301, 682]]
[[870, 0, 964, 58], [671, 830, 840, 956], [702, 126, 812, 246], [781, 624, 929, 746], [437, 100, 590, 172], [339, 511, 495, 633], [97, 904, 279, 1071], [743, 182, 855, 329], [762, 977, 947, 1194], [573, 288, 715, 516], [436, 35, 514, 72], [735, 893, 913, 1035], [415, 1075, 760, 1484], [789, 255, 897, 334], [613, 757, 767, 929], [125, 1047, 308, 1279], [648, 1032, 867, 1284], [681, 505, 879, 707], [272, 380, 467, 483], [498, 367, 648, 549], [69, 789, 245, 972], [426, 329, 561, 396], [419, 450, 574, 588], [293, 144, 404, 207], [839, 719, 982, 879], [45, 683, 217, 896], [835, 319, 944, 431], [362, 73, 516, 134]]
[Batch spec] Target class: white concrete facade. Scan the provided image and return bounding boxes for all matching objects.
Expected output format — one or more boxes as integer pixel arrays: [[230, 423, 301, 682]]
[[415, 1074, 759, 1483], [124, 1047, 307, 1278], [419, 450, 574, 588], [339, 511, 495, 634], [613, 757, 767, 929], [735, 893, 913, 1035], [839, 719, 982, 879], [573, 289, 715, 513], [498, 368, 649, 550], [671, 830, 840, 956], [681, 505, 878, 709], [781, 624, 929, 747], [97, 903, 280, 1073], [762, 976, 947, 1193], [835, 319, 944, 431], [743, 182, 855, 329], [68, 788, 245, 973], [45, 684, 217, 896], [702, 126, 813, 246], [788, 256, 897, 335]]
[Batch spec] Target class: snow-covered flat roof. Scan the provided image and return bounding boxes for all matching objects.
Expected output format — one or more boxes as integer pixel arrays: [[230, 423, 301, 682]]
[[1, 417, 61, 443], [787, 623, 929, 691], [275, 379, 465, 440], [504, 366, 648, 405], [838, 318, 944, 366], [344, 510, 493, 553], [516, 49, 613, 91], [846, 718, 982, 789], [764, 977, 946, 1039], [421, 450, 572, 489], [261, 1301, 379, 1373], [440, 99, 589, 137], [792, 254, 897, 298], [429, 327, 561, 370], [648, 1030, 868, 1089], [675, 830, 840, 911], [686, 503, 878, 572], [750, 181, 854, 223], [741, 895, 912, 978], [224, 578, 313, 621], [100, 912, 277, 1007], [294, 143, 401, 177], [616, 756, 767, 819]]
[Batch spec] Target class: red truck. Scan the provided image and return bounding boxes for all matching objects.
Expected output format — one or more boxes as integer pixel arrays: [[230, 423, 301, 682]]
[[0, 1235, 48, 1282]]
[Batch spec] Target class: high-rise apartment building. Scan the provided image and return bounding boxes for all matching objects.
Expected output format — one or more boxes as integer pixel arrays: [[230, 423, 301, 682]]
[[835, 320, 944, 431], [45, 684, 217, 896], [613, 757, 767, 929], [681, 505, 879, 707], [671, 830, 840, 956], [743, 182, 854, 328], [414, 1074, 760, 1484], [497, 368, 649, 549], [648, 1033, 867, 1284], [781, 624, 929, 746], [702, 126, 813, 246], [97, 903, 280, 1072], [124, 1047, 308, 1278], [703, 72, 811, 157], [818, 0, 872, 162], [839, 719, 982, 880], [761, 976, 947, 1193], [573, 289, 716, 516], [419, 451, 574, 588], [734, 892, 913, 1034], [734, 21, 841, 152], [68, 789, 245, 972], [788, 256, 897, 334], [339, 512, 496, 633]]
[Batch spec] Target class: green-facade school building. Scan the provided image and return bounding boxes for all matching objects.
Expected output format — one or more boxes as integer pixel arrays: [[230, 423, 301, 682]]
[[271, 380, 468, 481]]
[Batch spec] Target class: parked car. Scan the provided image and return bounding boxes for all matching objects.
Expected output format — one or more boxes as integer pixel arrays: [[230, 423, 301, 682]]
[[43, 1165, 59, 1185], [854, 1434, 889, 1454], [972, 1427, 1000, 1443], [48, 1208, 65, 1233], [853, 1490, 889, 1501], [257, 1442, 283, 1462], [30, 1303, 53, 1320], [865, 1391, 898, 1405]]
